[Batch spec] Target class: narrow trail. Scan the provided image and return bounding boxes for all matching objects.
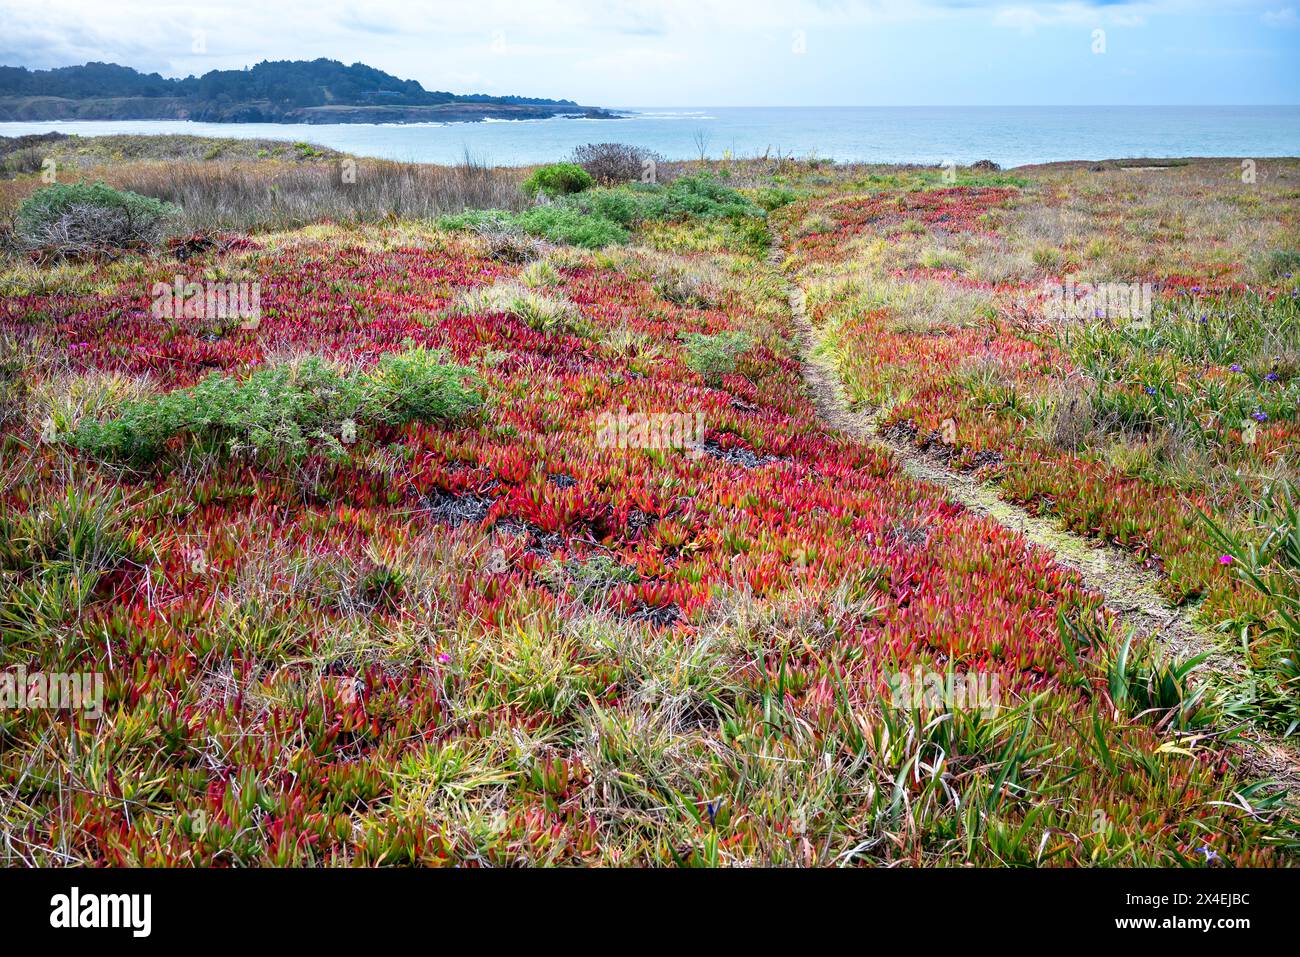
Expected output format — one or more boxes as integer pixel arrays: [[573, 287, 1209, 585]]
[[765, 242, 1300, 795]]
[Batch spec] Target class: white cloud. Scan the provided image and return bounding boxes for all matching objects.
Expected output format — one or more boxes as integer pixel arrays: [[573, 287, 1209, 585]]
[[992, 2, 1149, 33], [0, 0, 1293, 105]]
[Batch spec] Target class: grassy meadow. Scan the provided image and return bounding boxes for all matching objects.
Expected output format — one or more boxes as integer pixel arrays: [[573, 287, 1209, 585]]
[[0, 138, 1296, 865]]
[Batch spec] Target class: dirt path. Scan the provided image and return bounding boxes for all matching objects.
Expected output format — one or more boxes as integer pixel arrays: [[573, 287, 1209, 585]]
[[768, 244, 1300, 794]]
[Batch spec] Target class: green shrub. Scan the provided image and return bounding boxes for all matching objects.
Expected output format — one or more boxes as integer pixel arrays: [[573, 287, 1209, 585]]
[[360, 347, 484, 427], [752, 186, 798, 212], [436, 208, 517, 232], [70, 358, 352, 465], [439, 205, 624, 249], [570, 188, 643, 226], [521, 163, 594, 198], [654, 264, 717, 308], [569, 173, 764, 226], [517, 206, 627, 248], [725, 217, 772, 256], [655, 173, 763, 220], [438, 173, 761, 250], [69, 349, 480, 467], [681, 330, 753, 386], [923, 249, 967, 272], [15, 181, 179, 255], [797, 212, 835, 236]]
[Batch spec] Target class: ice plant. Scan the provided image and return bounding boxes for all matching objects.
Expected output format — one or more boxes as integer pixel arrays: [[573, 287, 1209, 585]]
[[0, 162, 1295, 867]]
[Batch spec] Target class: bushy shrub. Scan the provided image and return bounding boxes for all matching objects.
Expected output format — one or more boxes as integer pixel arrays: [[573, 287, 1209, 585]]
[[681, 330, 753, 385], [440, 204, 624, 250], [569, 174, 764, 228], [69, 349, 480, 467], [725, 217, 772, 257], [15, 181, 179, 256], [434, 210, 550, 261], [360, 347, 484, 426], [521, 163, 593, 198], [438, 174, 761, 251], [753, 186, 798, 211], [70, 358, 352, 465], [570, 143, 663, 185], [0, 146, 47, 178], [517, 205, 628, 248], [436, 208, 516, 232], [654, 174, 763, 220], [922, 247, 967, 272], [569, 188, 643, 226]]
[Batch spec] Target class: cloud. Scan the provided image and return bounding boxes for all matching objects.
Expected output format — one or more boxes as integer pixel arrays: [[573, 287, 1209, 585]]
[[992, 2, 1149, 32], [0, 0, 1293, 105], [1261, 6, 1299, 25]]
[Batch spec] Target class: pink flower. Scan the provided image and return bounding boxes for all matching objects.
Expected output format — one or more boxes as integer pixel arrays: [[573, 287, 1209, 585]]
[[1218, 555, 1234, 565]]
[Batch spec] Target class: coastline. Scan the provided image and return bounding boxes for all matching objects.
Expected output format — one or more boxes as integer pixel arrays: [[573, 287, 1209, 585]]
[[2, 105, 1298, 167], [0, 99, 624, 125]]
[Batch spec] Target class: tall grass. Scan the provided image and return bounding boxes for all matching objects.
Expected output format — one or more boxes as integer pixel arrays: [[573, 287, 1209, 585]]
[[3, 153, 528, 235], [1200, 482, 1300, 734]]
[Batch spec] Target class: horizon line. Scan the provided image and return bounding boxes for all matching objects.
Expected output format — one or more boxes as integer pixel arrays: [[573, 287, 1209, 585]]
[[610, 103, 1300, 109]]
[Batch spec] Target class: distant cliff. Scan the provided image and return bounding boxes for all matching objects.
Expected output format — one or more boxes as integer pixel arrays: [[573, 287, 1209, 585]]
[[0, 59, 618, 124]]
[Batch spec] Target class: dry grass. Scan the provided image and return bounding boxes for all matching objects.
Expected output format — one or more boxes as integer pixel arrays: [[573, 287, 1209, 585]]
[[1002, 160, 1300, 284], [1, 154, 528, 235]]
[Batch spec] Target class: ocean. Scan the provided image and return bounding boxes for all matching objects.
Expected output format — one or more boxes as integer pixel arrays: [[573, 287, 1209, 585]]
[[2, 106, 1297, 168]]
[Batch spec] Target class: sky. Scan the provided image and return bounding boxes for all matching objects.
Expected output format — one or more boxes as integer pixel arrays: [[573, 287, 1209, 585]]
[[1, 0, 1297, 106]]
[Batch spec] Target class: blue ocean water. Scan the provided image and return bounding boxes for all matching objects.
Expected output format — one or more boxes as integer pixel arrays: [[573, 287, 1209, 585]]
[[2, 106, 1297, 168]]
